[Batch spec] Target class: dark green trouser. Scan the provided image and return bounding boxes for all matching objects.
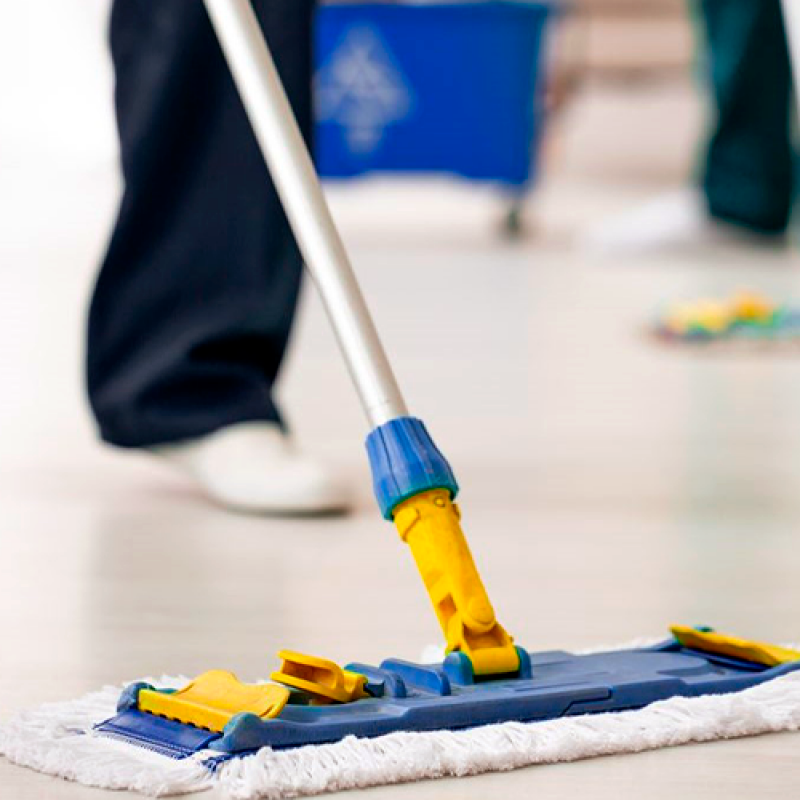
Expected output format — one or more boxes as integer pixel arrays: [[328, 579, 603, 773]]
[[700, 0, 794, 233]]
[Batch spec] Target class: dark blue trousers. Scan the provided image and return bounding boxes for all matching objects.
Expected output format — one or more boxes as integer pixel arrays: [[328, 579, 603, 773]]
[[88, 0, 314, 447]]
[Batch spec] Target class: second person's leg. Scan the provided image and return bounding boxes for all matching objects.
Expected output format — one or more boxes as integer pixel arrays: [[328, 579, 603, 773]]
[[581, 0, 794, 253], [701, 0, 794, 233]]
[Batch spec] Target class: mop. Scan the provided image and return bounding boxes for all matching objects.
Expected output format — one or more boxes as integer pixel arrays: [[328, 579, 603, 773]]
[[2, 0, 800, 796]]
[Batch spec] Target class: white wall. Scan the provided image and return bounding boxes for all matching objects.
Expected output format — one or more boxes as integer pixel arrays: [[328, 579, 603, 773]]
[[0, 0, 117, 167]]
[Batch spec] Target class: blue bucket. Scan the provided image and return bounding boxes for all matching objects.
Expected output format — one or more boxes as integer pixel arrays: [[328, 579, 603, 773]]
[[314, 1, 552, 188]]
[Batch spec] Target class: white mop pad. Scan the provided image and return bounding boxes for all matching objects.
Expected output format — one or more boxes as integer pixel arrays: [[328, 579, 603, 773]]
[[2, 657, 800, 799]]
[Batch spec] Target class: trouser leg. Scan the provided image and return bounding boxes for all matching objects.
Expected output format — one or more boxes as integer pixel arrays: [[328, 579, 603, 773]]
[[699, 0, 794, 233], [88, 0, 314, 447]]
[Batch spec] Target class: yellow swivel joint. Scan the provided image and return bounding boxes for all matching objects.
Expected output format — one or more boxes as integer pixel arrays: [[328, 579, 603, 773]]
[[393, 489, 519, 676]]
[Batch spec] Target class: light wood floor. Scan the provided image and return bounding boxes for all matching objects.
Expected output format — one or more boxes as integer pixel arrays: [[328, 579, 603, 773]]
[[2, 81, 800, 798]]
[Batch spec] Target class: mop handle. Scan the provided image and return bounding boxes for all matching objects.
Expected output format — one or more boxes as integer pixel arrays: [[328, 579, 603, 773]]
[[203, 0, 408, 428], [203, 2, 518, 675]]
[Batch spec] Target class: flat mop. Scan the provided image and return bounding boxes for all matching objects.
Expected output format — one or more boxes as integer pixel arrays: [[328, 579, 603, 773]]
[[93, 0, 800, 752], [3, 0, 800, 795]]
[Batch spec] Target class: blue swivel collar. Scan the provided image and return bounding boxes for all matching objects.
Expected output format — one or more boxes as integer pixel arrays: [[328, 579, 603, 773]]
[[366, 417, 459, 519]]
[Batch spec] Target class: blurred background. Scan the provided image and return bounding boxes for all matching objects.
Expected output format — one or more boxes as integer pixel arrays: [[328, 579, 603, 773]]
[[2, 5, 800, 787], [0, 0, 711, 466]]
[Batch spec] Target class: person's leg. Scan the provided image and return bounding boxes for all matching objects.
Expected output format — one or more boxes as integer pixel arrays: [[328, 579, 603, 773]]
[[89, 0, 312, 448], [701, 0, 794, 233], [90, 0, 347, 513], [580, 0, 793, 254]]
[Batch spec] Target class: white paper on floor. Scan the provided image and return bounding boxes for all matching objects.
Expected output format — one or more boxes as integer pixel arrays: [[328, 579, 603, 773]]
[[2, 656, 800, 799]]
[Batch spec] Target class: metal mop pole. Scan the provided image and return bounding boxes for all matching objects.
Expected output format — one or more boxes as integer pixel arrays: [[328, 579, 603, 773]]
[[202, 0, 407, 429], [203, 0, 518, 675]]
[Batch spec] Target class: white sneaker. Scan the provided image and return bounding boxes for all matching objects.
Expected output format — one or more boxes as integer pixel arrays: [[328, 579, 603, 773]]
[[579, 188, 783, 255], [150, 422, 351, 515]]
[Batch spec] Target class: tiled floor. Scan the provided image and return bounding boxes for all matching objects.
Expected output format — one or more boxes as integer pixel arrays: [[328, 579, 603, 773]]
[[2, 81, 800, 798]]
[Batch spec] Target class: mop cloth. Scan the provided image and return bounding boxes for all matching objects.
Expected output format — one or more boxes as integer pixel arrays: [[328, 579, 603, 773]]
[[651, 290, 800, 348], [3, 653, 800, 799]]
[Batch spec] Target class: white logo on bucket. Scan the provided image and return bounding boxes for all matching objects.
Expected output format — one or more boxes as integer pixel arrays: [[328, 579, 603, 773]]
[[316, 26, 413, 154]]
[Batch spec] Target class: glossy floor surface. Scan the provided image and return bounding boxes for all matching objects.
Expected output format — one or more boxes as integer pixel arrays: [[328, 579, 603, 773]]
[[2, 80, 800, 798]]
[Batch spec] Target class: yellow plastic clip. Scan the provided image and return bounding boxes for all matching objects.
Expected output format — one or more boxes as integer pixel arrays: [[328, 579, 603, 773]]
[[393, 489, 519, 676], [671, 625, 800, 668], [271, 651, 369, 704], [138, 670, 290, 733]]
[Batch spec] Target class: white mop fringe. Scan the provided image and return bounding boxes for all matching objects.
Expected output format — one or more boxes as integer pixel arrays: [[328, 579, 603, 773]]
[[0, 677, 214, 797], [220, 671, 800, 799], [2, 659, 800, 799]]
